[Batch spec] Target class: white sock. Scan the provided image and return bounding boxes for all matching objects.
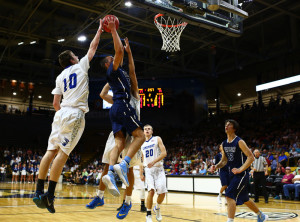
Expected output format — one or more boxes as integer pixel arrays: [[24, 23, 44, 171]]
[[156, 203, 160, 209], [219, 193, 222, 197], [227, 218, 234, 222], [125, 195, 131, 205], [97, 190, 105, 198]]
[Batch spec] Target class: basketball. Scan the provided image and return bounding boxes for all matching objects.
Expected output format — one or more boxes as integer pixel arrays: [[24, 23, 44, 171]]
[[103, 15, 119, 33]]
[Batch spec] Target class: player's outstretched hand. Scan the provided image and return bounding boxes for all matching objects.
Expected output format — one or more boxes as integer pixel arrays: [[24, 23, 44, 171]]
[[106, 16, 116, 32], [231, 168, 241, 174], [124, 37, 131, 54], [98, 19, 103, 34]]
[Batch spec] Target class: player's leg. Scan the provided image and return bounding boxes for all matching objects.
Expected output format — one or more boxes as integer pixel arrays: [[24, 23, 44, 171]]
[[218, 185, 227, 204], [244, 200, 268, 221], [114, 128, 145, 188], [86, 164, 108, 209], [117, 167, 134, 219], [153, 168, 167, 222], [226, 197, 236, 221], [102, 131, 125, 197], [146, 189, 155, 221]]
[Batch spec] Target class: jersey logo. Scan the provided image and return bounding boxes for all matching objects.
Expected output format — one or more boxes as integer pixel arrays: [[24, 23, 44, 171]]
[[62, 137, 69, 147]]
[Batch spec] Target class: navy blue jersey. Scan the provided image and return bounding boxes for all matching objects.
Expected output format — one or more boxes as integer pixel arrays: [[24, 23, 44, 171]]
[[222, 136, 247, 173], [106, 63, 131, 101], [13, 166, 18, 172]]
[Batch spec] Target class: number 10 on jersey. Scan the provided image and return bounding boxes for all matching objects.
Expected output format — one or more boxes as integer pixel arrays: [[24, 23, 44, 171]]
[[64, 73, 77, 92]]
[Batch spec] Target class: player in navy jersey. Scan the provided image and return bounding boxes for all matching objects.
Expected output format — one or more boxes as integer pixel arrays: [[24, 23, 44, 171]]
[[214, 120, 268, 222], [100, 16, 145, 197]]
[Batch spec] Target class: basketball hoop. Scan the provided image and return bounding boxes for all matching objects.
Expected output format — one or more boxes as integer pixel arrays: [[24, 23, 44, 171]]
[[154, 14, 187, 52]]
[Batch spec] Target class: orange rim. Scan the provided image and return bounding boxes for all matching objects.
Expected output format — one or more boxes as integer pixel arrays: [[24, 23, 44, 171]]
[[154, 14, 187, 28]]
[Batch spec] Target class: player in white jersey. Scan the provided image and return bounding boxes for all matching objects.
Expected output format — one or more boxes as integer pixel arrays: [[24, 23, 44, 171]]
[[141, 125, 167, 222], [33, 19, 104, 214]]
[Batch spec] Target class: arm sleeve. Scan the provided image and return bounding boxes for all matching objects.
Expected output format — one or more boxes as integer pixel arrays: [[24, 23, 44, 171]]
[[79, 55, 90, 73], [51, 76, 63, 95]]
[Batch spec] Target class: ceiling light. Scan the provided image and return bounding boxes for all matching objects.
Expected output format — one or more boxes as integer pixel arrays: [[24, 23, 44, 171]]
[[30, 41, 36, 44], [13, 92, 17, 96], [125, 1, 132, 7], [256, 74, 300, 92], [58, 38, 65, 42], [18, 42, 24, 45], [214, 99, 217, 101], [237, 93, 241, 96], [38, 95, 42, 99], [78, 35, 87, 42]]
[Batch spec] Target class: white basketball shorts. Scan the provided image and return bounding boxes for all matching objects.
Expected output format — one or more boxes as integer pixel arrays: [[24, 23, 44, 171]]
[[47, 107, 85, 156], [145, 166, 168, 194], [133, 168, 145, 190]]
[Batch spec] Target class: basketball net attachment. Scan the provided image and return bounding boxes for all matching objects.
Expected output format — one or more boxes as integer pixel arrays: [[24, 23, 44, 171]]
[[154, 14, 187, 52]]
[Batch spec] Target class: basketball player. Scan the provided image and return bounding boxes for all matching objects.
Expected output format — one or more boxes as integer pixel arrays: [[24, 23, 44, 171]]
[[214, 120, 268, 222], [87, 37, 145, 218], [100, 16, 145, 197], [141, 124, 167, 222], [214, 146, 228, 204], [32, 19, 103, 213]]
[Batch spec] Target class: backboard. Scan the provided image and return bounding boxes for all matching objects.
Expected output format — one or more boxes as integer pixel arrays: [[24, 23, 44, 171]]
[[131, 0, 248, 37]]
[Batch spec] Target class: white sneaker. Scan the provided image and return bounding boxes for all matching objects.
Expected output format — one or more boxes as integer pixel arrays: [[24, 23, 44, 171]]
[[217, 195, 222, 204], [153, 206, 162, 222], [146, 215, 153, 222]]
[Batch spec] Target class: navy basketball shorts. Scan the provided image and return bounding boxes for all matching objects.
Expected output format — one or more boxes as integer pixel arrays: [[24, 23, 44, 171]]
[[225, 171, 250, 205], [219, 168, 229, 186], [109, 100, 143, 135]]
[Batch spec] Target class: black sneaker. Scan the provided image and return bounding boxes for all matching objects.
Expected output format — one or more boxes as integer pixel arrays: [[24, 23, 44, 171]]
[[117, 200, 125, 211], [141, 204, 147, 212], [33, 191, 46, 209], [40, 192, 55, 213]]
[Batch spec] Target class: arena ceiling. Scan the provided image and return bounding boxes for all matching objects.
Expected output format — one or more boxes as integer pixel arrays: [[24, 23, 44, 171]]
[[0, 0, 299, 99]]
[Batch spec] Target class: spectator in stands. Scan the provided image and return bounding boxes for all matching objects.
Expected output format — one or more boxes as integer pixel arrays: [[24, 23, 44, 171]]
[[27, 164, 34, 183], [278, 151, 288, 167], [274, 167, 294, 199], [81, 168, 88, 184], [274, 166, 285, 176], [192, 167, 199, 175], [283, 168, 300, 200], [199, 164, 207, 175], [35, 164, 39, 182], [96, 169, 102, 185], [0, 164, 6, 182], [270, 154, 278, 174]]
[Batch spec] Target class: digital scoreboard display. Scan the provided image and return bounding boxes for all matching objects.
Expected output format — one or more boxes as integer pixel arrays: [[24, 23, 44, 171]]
[[139, 88, 164, 108]]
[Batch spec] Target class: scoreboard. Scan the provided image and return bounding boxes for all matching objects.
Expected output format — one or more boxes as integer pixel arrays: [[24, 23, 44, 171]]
[[139, 88, 164, 108]]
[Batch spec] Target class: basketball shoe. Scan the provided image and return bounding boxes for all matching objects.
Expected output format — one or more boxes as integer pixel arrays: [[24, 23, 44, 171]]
[[116, 202, 132, 219], [102, 171, 120, 196], [40, 192, 55, 213], [114, 161, 129, 187], [257, 212, 268, 222], [146, 215, 153, 222], [86, 196, 104, 209], [33, 191, 45, 209], [153, 206, 162, 221]]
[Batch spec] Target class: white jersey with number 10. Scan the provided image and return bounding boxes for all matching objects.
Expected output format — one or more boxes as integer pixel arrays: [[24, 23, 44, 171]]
[[141, 136, 162, 167]]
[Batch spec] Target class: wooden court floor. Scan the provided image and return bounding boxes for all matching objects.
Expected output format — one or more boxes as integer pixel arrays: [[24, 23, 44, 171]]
[[0, 182, 299, 222]]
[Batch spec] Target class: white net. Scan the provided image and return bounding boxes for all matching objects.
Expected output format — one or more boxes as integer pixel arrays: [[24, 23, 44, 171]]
[[154, 14, 187, 52]]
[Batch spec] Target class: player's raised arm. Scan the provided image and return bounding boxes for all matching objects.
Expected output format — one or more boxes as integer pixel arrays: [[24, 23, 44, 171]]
[[215, 144, 227, 169], [232, 140, 255, 174], [124, 37, 139, 99], [105, 16, 123, 71], [100, 83, 113, 104], [87, 19, 103, 62], [148, 136, 167, 168]]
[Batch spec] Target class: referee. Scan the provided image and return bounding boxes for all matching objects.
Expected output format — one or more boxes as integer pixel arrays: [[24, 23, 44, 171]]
[[251, 149, 269, 203]]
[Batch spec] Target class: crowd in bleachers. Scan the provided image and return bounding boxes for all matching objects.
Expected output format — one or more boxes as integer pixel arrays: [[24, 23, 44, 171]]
[[0, 146, 81, 183]]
